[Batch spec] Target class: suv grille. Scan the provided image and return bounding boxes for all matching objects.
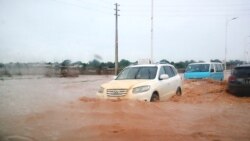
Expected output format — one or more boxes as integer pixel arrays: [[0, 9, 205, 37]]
[[107, 89, 128, 97]]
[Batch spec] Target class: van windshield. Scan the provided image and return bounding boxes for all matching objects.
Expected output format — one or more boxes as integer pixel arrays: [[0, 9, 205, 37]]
[[116, 67, 157, 80], [186, 64, 210, 72]]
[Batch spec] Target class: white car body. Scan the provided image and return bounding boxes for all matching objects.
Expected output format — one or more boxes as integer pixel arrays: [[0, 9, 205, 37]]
[[97, 64, 183, 102]]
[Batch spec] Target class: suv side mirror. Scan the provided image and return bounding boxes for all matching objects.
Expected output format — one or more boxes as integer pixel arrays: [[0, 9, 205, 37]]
[[160, 74, 169, 80]]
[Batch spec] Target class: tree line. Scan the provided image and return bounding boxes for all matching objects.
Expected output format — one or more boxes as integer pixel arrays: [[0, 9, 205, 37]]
[[0, 59, 246, 76]]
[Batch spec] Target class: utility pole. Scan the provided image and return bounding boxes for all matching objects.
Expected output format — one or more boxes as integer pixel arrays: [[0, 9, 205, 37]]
[[114, 3, 120, 75], [245, 36, 250, 63], [224, 17, 238, 70], [150, 0, 154, 63]]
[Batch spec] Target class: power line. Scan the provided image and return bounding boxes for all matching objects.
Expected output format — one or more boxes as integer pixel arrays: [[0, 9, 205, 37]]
[[121, 2, 250, 16], [122, 2, 250, 8], [121, 6, 250, 17], [122, 4, 250, 12], [92, 0, 113, 7], [48, 0, 250, 17], [75, 0, 112, 9], [49, 0, 113, 15]]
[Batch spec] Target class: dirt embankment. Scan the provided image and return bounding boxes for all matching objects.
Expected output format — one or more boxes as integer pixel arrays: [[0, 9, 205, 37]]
[[171, 79, 250, 104]]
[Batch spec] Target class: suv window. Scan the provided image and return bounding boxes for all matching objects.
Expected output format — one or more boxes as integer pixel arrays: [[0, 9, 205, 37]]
[[170, 66, 177, 75], [164, 66, 175, 78], [116, 67, 157, 80], [159, 67, 166, 76], [136, 67, 157, 79]]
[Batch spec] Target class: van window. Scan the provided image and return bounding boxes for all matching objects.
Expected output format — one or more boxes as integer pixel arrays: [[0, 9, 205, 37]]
[[210, 64, 215, 72], [215, 64, 223, 72], [220, 65, 224, 71], [186, 64, 210, 72]]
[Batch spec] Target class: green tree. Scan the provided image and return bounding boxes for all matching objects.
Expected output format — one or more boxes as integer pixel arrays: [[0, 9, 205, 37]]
[[72, 61, 83, 66], [174, 60, 196, 69], [88, 59, 101, 69], [0, 63, 4, 68], [174, 61, 185, 69], [106, 62, 115, 68], [119, 59, 131, 69], [61, 60, 71, 67], [160, 59, 170, 64], [228, 60, 243, 66], [210, 59, 222, 63]]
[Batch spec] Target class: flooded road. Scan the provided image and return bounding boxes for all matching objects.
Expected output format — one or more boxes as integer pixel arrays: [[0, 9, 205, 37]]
[[0, 75, 109, 116], [0, 75, 249, 141]]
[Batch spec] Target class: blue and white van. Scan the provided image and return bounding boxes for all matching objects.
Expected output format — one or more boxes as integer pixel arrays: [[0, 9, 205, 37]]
[[184, 62, 224, 81]]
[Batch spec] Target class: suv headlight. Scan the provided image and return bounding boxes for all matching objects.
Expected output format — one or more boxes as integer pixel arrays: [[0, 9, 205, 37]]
[[98, 87, 104, 93], [132, 85, 150, 94]]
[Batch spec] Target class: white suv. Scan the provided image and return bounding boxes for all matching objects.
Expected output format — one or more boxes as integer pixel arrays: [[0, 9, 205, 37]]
[[97, 64, 183, 102]]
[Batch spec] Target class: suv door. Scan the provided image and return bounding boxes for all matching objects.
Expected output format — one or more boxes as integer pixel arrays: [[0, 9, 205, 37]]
[[157, 66, 172, 99], [164, 66, 178, 95]]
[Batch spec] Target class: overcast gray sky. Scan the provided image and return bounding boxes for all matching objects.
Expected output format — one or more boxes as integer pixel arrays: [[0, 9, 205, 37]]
[[0, 0, 250, 63]]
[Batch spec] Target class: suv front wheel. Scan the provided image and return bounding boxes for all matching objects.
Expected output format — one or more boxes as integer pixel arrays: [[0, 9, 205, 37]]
[[176, 87, 182, 96], [150, 92, 159, 102]]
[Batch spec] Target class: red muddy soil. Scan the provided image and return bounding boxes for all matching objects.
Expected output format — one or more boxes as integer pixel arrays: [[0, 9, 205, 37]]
[[1, 79, 250, 141], [171, 79, 250, 104]]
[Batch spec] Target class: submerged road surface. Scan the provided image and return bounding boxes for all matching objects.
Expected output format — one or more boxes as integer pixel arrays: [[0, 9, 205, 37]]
[[0, 75, 249, 141]]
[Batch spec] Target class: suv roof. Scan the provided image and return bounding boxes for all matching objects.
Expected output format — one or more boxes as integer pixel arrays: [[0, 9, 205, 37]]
[[189, 62, 222, 65], [128, 63, 174, 68], [235, 64, 250, 68]]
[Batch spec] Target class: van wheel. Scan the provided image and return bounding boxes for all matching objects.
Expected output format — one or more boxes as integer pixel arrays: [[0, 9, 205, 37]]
[[176, 87, 182, 96], [150, 92, 159, 102]]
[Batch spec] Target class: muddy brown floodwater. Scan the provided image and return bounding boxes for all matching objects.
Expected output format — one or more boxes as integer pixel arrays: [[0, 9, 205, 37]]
[[0, 75, 250, 141]]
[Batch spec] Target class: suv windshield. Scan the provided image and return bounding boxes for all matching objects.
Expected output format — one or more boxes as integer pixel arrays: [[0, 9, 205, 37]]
[[186, 64, 210, 72], [233, 67, 250, 78], [116, 67, 157, 80]]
